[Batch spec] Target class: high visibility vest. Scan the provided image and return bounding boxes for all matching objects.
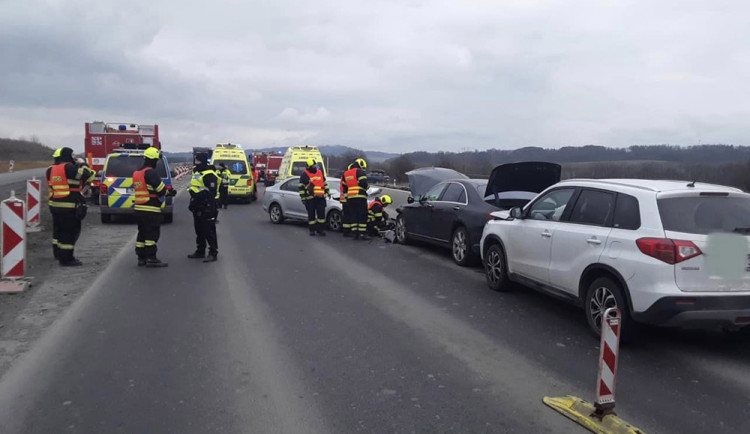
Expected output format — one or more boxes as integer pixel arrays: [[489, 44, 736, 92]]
[[219, 169, 230, 184], [344, 168, 364, 199], [304, 169, 326, 197], [133, 167, 164, 212], [339, 174, 347, 203], [189, 169, 220, 199], [48, 163, 81, 201], [368, 200, 384, 222]]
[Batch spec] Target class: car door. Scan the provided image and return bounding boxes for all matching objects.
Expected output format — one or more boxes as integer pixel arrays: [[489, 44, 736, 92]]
[[507, 188, 577, 283], [548, 189, 615, 294], [279, 178, 306, 218], [410, 182, 448, 239], [431, 182, 467, 243]]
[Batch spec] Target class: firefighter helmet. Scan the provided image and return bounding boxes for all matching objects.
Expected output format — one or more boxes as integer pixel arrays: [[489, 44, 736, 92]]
[[144, 147, 161, 160], [380, 194, 392, 205], [52, 148, 62, 158], [306, 158, 317, 168], [355, 158, 367, 169]]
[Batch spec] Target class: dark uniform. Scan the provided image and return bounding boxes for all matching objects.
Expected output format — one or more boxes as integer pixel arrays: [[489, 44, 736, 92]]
[[218, 164, 230, 209], [342, 163, 369, 240], [133, 149, 174, 267], [299, 164, 329, 236], [367, 199, 387, 236], [45, 147, 95, 266], [188, 155, 219, 262], [340, 164, 352, 237]]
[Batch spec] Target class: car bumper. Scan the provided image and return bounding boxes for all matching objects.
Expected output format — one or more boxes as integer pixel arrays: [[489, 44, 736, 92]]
[[632, 295, 750, 327], [100, 206, 174, 215], [228, 186, 253, 197]]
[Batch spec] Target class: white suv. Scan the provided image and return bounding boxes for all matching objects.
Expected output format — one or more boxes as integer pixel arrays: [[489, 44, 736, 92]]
[[480, 179, 750, 338]]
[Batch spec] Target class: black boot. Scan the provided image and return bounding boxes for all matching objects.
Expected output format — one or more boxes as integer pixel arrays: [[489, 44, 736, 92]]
[[188, 251, 205, 259], [353, 233, 360, 240], [203, 254, 217, 263], [146, 257, 168, 268], [343, 231, 352, 238], [137, 257, 147, 267], [60, 258, 83, 267], [309, 230, 317, 236]]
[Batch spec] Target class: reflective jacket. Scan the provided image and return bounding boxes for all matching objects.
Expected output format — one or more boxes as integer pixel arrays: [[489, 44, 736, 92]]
[[189, 168, 220, 200], [343, 167, 367, 199], [218, 169, 231, 187], [368, 200, 385, 224], [133, 167, 166, 213], [299, 168, 328, 201], [46, 162, 95, 209]]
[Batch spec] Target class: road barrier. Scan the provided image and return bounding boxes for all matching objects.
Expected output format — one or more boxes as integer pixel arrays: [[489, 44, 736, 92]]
[[173, 165, 190, 180], [543, 308, 643, 433], [1, 191, 29, 292], [26, 177, 41, 230]]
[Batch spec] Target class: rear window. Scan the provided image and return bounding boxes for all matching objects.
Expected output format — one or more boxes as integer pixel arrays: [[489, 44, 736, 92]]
[[213, 159, 247, 175], [658, 195, 750, 235], [105, 155, 167, 177], [291, 162, 307, 176]]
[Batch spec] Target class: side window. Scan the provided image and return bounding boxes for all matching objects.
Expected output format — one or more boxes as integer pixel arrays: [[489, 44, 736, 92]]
[[613, 193, 641, 230], [440, 183, 466, 203], [527, 188, 575, 221], [281, 179, 300, 192], [569, 189, 616, 226], [423, 183, 447, 201]]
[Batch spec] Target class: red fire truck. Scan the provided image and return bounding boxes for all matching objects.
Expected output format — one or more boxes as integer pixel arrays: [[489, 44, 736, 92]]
[[84, 121, 160, 201], [253, 152, 283, 185]]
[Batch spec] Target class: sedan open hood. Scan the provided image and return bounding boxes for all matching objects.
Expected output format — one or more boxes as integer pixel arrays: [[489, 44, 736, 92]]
[[406, 167, 468, 198], [485, 162, 562, 199]]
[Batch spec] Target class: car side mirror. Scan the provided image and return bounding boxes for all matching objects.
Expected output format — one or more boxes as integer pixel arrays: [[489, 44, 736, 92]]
[[407, 196, 414, 204], [418, 195, 428, 203], [510, 207, 523, 219]]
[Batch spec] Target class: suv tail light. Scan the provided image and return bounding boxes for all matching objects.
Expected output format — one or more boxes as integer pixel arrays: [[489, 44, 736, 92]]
[[166, 184, 173, 191], [636, 238, 702, 264]]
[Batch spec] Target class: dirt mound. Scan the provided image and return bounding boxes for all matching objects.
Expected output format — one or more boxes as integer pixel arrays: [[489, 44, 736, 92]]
[[0, 138, 56, 161]]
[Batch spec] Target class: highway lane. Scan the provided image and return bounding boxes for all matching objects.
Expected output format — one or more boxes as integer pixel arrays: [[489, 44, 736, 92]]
[[0, 187, 747, 432], [0, 167, 46, 201]]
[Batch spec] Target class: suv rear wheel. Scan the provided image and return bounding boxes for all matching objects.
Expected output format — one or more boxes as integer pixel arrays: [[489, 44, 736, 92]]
[[584, 276, 636, 341], [395, 216, 410, 244], [451, 226, 474, 266], [485, 244, 511, 292]]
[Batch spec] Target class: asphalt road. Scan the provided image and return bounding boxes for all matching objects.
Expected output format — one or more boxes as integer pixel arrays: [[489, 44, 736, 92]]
[[0, 186, 747, 433], [0, 167, 47, 201]]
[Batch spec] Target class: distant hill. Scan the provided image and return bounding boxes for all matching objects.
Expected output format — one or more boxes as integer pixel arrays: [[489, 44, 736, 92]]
[[251, 145, 398, 163], [0, 138, 56, 161]]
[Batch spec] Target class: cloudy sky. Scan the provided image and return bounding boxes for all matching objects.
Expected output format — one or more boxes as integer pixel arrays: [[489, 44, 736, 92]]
[[0, 0, 748, 153]]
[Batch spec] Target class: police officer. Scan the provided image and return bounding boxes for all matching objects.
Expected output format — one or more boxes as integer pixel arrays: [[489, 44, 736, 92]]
[[187, 152, 219, 262], [342, 158, 369, 240], [367, 194, 392, 236], [133, 147, 175, 267], [217, 162, 230, 209], [45, 147, 95, 266], [340, 163, 352, 237], [299, 158, 329, 236]]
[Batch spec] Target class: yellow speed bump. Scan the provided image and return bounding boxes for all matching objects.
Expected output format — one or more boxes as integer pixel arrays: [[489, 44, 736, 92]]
[[543, 396, 645, 434]]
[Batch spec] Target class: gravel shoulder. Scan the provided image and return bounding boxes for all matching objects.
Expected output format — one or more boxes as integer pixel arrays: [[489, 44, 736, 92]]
[[0, 175, 190, 376]]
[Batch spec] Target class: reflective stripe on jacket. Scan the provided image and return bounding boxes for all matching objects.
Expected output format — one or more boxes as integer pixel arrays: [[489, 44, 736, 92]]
[[133, 167, 165, 212]]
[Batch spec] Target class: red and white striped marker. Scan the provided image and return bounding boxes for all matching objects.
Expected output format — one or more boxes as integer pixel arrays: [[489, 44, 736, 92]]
[[594, 307, 621, 415], [26, 177, 41, 228], [1, 192, 26, 279]]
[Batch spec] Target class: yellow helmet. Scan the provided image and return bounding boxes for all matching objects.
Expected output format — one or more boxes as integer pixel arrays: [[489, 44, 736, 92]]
[[355, 158, 367, 169], [306, 158, 317, 168], [380, 194, 392, 205], [144, 147, 161, 160], [52, 148, 63, 158]]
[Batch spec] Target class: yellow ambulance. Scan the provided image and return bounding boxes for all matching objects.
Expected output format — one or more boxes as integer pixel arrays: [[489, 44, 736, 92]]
[[211, 143, 256, 203], [277, 145, 327, 181]]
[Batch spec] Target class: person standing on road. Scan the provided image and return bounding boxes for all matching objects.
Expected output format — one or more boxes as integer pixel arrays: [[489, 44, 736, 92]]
[[340, 163, 353, 237], [217, 162, 230, 209], [133, 147, 175, 267], [187, 152, 219, 262], [367, 194, 392, 236], [299, 158, 329, 236], [45, 147, 95, 266], [342, 158, 369, 240]]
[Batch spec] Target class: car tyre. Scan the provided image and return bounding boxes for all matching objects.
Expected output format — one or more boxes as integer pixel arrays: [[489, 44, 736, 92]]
[[584, 276, 637, 342], [451, 226, 474, 266], [327, 209, 343, 232], [101, 213, 111, 224], [163, 213, 173, 224], [269, 203, 284, 224], [395, 215, 410, 244], [485, 244, 512, 292]]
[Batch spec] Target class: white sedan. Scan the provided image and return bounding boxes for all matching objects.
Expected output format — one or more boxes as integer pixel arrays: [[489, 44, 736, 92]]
[[262, 177, 381, 231]]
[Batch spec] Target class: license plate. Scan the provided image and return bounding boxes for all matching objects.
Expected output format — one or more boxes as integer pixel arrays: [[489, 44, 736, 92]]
[[116, 187, 134, 194]]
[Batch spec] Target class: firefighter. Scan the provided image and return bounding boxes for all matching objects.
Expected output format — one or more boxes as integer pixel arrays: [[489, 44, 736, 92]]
[[133, 147, 175, 267], [367, 194, 392, 236], [340, 163, 352, 237], [187, 152, 219, 262], [342, 158, 369, 240], [299, 158, 329, 236], [217, 162, 230, 209], [45, 147, 95, 266]]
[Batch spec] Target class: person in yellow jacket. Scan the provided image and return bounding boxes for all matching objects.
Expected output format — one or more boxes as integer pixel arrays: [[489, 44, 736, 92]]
[[188, 152, 219, 262], [132, 147, 175, 267], [45, 147, 95, 266]]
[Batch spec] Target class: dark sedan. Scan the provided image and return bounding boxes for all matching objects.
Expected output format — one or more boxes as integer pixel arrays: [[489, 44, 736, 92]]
[[395, 163, 561, 266]]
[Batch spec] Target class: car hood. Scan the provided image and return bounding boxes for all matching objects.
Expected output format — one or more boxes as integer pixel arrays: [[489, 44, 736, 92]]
[[406, 167, 469, 198], [485, 162, 561, 198]]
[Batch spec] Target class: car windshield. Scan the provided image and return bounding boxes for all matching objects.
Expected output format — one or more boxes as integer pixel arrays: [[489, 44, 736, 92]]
[[658, 195, 750, 235], [213, 159, 247, 175], [105, 155, 167, 177], [328, 179, 341, 195]]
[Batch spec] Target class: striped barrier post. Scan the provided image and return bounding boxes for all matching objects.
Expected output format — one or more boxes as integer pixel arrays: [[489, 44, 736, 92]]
[[594, 307, 621, 418], [1, 191, 29, 292], [26, 177, 41, 230]]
